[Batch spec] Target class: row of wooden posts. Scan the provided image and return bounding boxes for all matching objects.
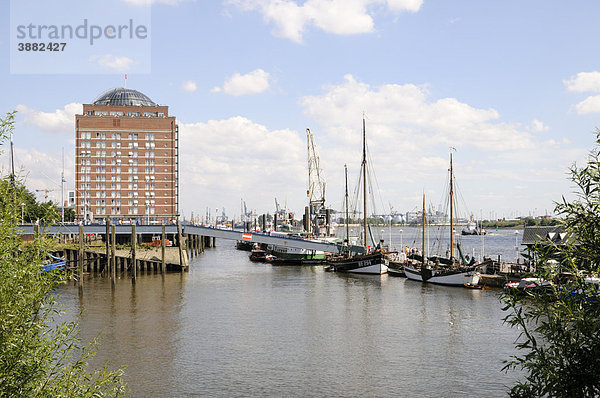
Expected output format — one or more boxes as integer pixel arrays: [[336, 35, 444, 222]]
[[35, 220, 215, 288]]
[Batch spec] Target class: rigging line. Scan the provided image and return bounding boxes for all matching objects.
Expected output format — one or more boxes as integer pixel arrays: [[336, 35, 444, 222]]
[[364, 139, 386, 218]]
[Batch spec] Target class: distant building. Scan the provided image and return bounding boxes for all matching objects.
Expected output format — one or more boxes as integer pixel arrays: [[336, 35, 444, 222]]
[[75, 88, 179, 223], [67, 190, 75, 208]]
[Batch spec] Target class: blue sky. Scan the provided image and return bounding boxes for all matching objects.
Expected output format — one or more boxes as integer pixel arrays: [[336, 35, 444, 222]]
[[2, 0, 600, 221]]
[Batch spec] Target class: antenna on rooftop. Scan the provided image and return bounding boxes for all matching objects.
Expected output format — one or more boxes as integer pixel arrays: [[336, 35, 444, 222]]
[[124, 74, 127, 88]]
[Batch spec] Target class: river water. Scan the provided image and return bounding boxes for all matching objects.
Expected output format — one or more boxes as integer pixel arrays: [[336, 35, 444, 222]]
[[58, 227, 524, 397]]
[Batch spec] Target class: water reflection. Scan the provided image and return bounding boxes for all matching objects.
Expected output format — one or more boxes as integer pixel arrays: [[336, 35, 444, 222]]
[[57, 236, 521, 397]]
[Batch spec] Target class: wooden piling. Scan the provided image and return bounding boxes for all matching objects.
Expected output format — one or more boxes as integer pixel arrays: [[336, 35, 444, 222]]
[[105, 218, 111, 277], [78, 224, 84, 287], [131, 224, 137, 284], [111, 225, 116, 285], [177, 220, 185, 268], [161, 224, 166, 274], [187, 233, 192, 258]]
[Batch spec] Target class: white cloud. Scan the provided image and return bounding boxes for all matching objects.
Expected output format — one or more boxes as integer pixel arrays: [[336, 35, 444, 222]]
[[211, 69, 271, 96], [564, 71, 600, 93], [573, 95, 600, 115], [227, 0, 423, 42], [300, 74, 529, 152], [178, 116, 305, 215], [181, 80, 198, 92], [530, 119, 549, 133], [16, 103, 82, 134], [89, 54, 135, 73]]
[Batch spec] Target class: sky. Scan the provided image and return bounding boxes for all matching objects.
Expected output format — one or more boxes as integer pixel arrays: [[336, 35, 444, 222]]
[[1, 0, 600, 221]]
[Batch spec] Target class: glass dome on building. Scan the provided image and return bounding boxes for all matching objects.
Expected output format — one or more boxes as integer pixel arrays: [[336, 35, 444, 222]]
[[92, 88, 156, 107]]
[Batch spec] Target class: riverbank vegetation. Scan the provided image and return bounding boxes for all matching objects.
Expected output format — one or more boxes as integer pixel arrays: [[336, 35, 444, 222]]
[[502, 132, 600, 397], [0, 112, 126, 397]]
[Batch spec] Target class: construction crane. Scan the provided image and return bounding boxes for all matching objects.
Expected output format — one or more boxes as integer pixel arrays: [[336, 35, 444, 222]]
[[307, 128, 326, 209], [36, 188, 56, 200], [306, 128, 331, 236]]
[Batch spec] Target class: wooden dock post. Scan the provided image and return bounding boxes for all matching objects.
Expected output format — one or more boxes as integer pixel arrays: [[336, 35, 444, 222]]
[[131, 224, 137, 284], [105, 218, 111, 276], [78, 224, 84, 287], [177, 219, 185, 269], [111, 225, 116, 285], [161, 224, 166, 274]]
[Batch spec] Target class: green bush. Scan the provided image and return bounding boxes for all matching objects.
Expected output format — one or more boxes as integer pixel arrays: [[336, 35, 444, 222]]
[[0, 111, 127, 397]]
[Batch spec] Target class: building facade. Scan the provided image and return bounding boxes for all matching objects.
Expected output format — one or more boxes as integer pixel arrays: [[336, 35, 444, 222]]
[[75, 88, 178, 223]]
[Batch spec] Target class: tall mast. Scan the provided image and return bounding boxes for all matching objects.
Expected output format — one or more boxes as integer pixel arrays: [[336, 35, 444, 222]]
[[449, 152, 454, 261], [61, 147, 65, 223], [422, 193, 425, 266], [344, 164, 349, 245], [362, 116, 368, 250], [9, 129, 15, 183]]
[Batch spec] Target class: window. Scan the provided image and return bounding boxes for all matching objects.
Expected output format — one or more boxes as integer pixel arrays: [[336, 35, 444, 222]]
[[87, 110, 94, 116], [110, 112, 124, 117], [96, 132, 106, 139], [127, 112, 139, 117], [145, 142, 155, 149], [146, 133, 155, 141], [128, 133, 138, 140], [97, 141, 106, 148]]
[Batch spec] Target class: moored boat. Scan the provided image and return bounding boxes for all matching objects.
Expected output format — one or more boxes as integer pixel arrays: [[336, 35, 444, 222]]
[[504, 277, 553, 293], [404, 263, 479, 286], [326, 251, 388, 274], [326, 117, 388, 275], [404, 153, 480, 287]]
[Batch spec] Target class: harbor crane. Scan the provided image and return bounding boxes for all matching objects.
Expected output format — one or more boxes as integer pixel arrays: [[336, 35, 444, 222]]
[[306, 128, 331, 236]]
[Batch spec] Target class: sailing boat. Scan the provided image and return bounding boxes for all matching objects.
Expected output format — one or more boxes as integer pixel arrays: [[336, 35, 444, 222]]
[[404, 153, 479, 286], [326, 117, 388, 275]]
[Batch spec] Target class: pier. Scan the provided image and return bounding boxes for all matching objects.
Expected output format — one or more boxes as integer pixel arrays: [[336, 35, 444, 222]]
[[18, 222, 342, 285]]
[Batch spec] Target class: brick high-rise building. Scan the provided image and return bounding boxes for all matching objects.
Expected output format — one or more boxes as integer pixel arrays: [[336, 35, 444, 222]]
[[75, 88, 178, 223]]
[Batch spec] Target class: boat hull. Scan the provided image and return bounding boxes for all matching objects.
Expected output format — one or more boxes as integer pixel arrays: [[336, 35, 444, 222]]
[[404, 264, 479, 286], [327, 252, 388, 275]]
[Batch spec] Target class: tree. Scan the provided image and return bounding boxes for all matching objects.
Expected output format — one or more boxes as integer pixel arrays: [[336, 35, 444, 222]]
[[0, 111, 127, 397], [502, 132, 600, 397]]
